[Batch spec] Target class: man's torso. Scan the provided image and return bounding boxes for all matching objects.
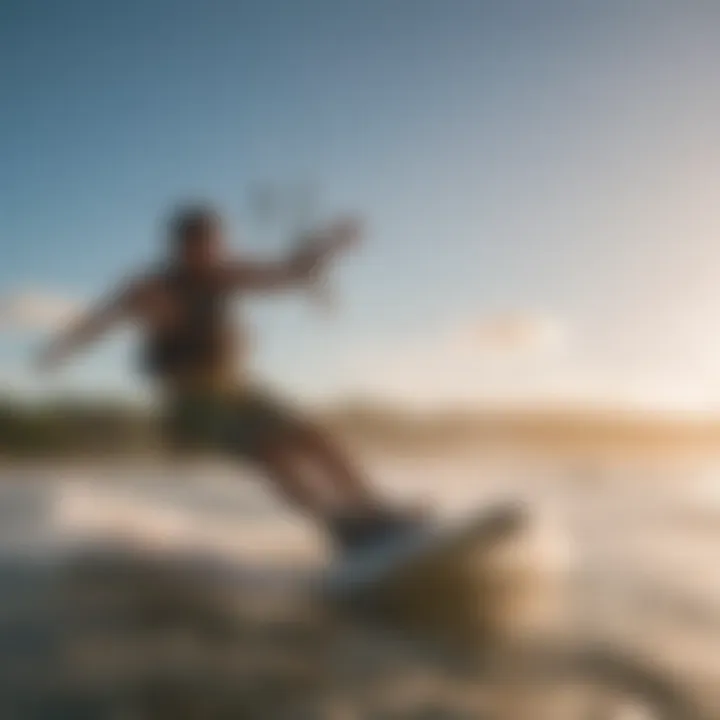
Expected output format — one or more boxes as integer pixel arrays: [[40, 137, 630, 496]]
[[132, 266, 247, 394]]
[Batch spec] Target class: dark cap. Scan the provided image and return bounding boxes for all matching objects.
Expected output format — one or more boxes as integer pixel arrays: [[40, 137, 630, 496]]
[[168, 203, 222, 243]]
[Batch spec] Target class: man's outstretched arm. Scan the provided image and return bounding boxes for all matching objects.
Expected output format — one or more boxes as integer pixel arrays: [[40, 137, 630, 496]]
[[223, 217, 361, 293], [223, 254, 316, 292], [35, 280, 141, 371]]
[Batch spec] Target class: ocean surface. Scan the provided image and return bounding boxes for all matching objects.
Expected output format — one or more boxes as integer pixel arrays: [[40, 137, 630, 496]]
[[0, 446, 718, 718]]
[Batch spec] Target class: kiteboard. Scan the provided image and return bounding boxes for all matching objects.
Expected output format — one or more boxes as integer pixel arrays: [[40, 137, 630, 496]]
[[322, 500, 528, 603]]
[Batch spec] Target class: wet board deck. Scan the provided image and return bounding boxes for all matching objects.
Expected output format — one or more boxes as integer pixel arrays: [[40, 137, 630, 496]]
[[322, 501, 527, 601]]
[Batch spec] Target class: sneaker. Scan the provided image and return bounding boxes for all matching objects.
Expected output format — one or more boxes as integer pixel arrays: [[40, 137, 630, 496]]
[[328, 506, 430, 557]]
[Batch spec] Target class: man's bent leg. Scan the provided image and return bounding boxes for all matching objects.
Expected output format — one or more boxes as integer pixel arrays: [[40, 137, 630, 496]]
[[229, 390, 383, 514], [284, 421, 384, 513], [248, 442, 335, 517], [224, 389, 428, 553]]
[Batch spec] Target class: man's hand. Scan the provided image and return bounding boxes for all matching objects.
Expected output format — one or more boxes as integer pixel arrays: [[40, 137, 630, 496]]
[[323, 216, 363, 252], [292, 215, 363, 277], [224, 215, 363, 295], [290, 216, 363, 310], [32, 281, 136, 374]]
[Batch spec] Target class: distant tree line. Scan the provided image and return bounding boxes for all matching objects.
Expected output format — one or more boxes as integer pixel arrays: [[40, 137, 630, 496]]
[[0, 396, 718, 459], [0, 397, 158, 458]]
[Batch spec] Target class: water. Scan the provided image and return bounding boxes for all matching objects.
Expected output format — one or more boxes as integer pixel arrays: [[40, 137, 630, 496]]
[[0, 447, 717, 717]]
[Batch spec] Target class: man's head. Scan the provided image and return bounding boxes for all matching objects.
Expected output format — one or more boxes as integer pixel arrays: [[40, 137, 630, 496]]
[[168, 205, 225, 271]]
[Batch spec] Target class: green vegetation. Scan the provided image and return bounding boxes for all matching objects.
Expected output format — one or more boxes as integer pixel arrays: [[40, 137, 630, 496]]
[[0, 397, 157, 458], [1, 395, 720, 459]]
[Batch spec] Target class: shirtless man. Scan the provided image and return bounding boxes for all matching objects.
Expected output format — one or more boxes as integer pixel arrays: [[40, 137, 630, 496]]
[[36, 205, 420, 552]]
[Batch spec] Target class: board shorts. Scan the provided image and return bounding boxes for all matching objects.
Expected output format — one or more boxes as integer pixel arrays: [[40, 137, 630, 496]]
[[162, 386, 304, 459]]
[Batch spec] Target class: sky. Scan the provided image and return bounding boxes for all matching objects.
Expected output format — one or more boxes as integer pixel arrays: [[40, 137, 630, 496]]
[[4, 1, 720, 412]]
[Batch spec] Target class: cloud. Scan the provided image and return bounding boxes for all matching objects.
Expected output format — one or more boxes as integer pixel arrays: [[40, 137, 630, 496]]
[[0, 290, 81, 332], [338, 312, 573, 407], [333, 311, 720, 414], [445, 312, 568, 356]]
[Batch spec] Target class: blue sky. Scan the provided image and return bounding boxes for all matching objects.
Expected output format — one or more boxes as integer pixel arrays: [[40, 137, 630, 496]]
[[4, 1, 720, 411]]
